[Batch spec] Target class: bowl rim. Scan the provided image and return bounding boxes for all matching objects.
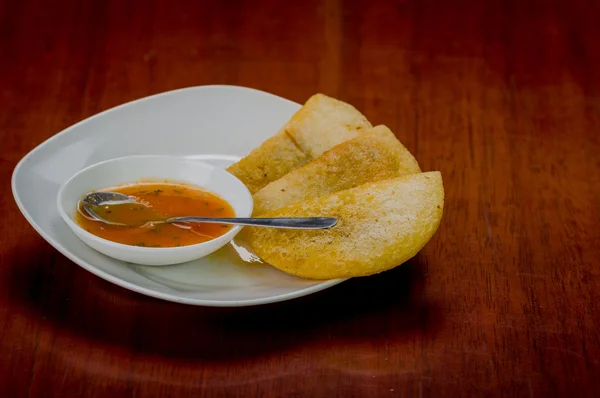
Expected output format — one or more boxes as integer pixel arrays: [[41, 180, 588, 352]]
[[56, 154, 254, 253]]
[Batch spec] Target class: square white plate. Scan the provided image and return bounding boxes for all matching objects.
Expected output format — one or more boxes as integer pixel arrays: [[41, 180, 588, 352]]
[[12, 85, 346, 306]]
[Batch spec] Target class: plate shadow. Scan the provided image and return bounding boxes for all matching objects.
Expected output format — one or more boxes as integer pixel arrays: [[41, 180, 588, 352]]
[[6, 239, 445, 361]]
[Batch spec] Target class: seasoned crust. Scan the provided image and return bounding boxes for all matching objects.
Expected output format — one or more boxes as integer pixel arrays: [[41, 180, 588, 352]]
[[252, 125, 421, 215], [285, 93, 372, 158], [226, 93, 372, 193], [244, 172, 444, 279], [226, 131, 309, 194]]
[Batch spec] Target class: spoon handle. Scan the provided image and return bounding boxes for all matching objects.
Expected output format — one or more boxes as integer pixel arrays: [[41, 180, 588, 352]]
[[166, 216, 337, 229]]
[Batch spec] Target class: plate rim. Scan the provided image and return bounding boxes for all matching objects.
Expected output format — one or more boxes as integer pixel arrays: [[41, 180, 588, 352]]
[[11, 84, 348, 307]]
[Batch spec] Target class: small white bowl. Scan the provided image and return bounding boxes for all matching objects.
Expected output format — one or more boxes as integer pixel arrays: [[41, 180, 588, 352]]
[[57, 155, 253, 266]]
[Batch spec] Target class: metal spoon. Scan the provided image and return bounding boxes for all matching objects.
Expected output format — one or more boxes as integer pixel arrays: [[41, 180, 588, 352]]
[[80, 192, 337, 229]]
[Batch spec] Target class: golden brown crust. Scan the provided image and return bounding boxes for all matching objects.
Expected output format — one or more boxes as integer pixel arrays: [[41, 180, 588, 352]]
[[226, 131, 309, 194], [226, 93, 372, 193], [285, 93, 373, 158], [252, 125, 421, 215], [244, 172, 444, 279]]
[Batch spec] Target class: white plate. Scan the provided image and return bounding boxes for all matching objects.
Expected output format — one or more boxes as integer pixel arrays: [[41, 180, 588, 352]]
[[12, 85, 347, 307]]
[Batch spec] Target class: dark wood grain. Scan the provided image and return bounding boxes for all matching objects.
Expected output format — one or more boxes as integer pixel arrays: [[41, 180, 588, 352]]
[[1, 0, 599, 396]]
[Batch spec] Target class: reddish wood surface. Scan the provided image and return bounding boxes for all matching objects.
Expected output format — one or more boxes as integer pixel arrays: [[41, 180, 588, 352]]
[[1, 0, 599, 396]]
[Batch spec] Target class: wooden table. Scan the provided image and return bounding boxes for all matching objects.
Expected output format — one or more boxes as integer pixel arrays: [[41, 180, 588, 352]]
[[1, 0, 599, 396]]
